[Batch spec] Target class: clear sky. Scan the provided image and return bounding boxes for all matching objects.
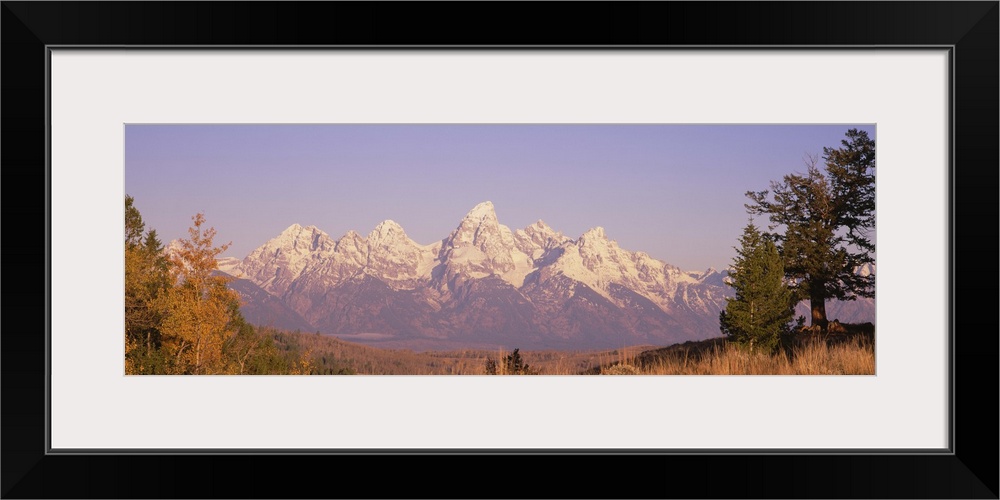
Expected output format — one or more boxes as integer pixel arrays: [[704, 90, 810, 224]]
[[124, 124, 875, 271]]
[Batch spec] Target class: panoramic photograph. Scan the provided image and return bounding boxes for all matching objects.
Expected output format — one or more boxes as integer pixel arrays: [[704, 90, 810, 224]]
[[124, 124, 875, 375]]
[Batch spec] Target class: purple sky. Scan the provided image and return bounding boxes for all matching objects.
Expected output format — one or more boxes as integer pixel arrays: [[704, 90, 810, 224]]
[[124, 124, 875, 271]]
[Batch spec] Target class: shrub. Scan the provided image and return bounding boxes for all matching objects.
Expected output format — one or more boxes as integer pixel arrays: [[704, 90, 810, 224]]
[[484, 348, 536, 375]]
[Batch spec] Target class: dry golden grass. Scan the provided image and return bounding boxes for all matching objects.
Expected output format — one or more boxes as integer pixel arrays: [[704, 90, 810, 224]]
[[634, 335, 874, 375], [270, 328, 874, 375]]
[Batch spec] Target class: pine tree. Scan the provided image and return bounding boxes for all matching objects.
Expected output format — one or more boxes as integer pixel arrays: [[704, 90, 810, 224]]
[[124, 196, 172, 374], [125, 195, 145, 248], [719, 224, 796, 354], [745, 129, 875, 329], [484, 348, 535, 374]]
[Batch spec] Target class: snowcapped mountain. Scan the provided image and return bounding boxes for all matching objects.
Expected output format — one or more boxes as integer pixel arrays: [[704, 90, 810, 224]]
[[236, 224, 338, 295], [216, 256, 242, 275], [220, 202, 874, 350]]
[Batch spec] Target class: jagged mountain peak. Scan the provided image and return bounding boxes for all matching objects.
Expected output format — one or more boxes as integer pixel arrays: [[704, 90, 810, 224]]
[[368, 219, 408, 243], [435, 201, 528, 285], [580, 226, 608, 241], [339, 229, 365, 241], [280, 223, 323, 236], [525, 219, 555, 234], [364, 218, 435, 285], [514, 219, 570, 256], [447, 201, 507, 249], [374, 219, 404, 231], [269, 223, 333, 251], [334, 230, 367, 256], [234, 223, 336, 296], [464, 200, 497, 221], [272, 223, 331, 246]]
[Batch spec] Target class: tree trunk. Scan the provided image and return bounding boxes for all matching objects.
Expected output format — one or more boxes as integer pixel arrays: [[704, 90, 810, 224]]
[[810, 292, 828, 331], [175, 341, 189, 374], [195, 340, 201, 375]]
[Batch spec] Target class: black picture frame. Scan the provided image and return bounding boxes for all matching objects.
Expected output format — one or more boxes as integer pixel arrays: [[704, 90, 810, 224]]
[[3, 2, 996, 498]]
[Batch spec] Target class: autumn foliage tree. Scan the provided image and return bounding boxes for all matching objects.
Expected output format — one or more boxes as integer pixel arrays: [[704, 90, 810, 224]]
[[124, 196, 298, 374], [158, 213, 243, 374]]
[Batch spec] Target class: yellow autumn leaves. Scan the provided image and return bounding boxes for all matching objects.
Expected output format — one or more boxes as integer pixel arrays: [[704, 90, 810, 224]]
[[125, 197, 301, 375], [157, 213, 240, 374]]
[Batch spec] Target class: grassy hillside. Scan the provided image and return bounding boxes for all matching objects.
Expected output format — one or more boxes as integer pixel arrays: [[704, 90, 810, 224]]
[[594, 323, 875, 375]]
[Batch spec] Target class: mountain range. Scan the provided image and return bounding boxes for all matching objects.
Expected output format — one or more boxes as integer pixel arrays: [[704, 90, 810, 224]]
[[206, 201, 874, 350]]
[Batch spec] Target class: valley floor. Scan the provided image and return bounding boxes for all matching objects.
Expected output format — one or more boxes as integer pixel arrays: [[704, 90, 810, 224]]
[[270, 323, 875, 375]]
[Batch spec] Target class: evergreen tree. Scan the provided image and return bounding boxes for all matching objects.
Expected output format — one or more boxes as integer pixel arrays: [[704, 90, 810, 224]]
[[220, 299, 286, 374], [124, 196, 172, 374], [719, 224, 796, 354], [745, 129, 875, 329], [125, 195, 145, 248], [484, 348, 535, 374]]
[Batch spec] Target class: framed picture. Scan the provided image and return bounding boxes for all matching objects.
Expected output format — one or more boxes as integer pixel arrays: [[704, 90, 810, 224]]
[[3, 2, 996, 498]]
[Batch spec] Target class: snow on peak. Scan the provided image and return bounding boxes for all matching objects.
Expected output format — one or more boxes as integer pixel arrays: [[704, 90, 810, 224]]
[[377, 219, 403, 230], [234, 223, 337, 295], [164, 239, 184, 259], [368, 219, 421, 259], [275, 224, 332, 249], [580, 226, 607, 240], [335, 230, 367, 255], [364, 220, 437, 285], [856, 263, 875, 276], [514, 219, 570, 258], [436, 200, 534, 287], [270, 224, 333, 252], [340, 229, 364, 241], [279, 222, 324, 234], [215, 256, 242, 275], [465, 200, 496, 220], [448, 201, 505, 249], [368, 219, 406, 242], [526, 219, 554, 235]]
